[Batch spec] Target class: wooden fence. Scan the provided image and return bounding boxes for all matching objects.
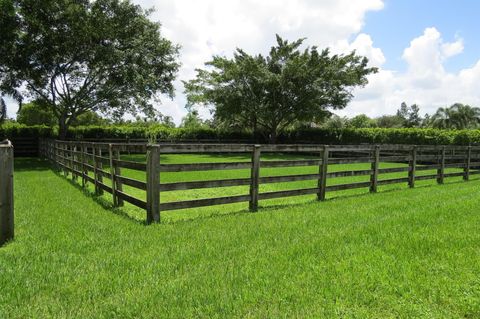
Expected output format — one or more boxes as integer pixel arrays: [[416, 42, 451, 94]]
[[0, 140, 14, 246], [39, 140, 480, 224]]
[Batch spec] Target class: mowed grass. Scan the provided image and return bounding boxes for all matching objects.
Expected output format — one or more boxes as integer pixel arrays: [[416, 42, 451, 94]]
[[0, 157, 480, 318]]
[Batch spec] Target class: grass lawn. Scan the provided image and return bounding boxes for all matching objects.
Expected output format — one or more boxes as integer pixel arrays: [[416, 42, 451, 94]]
[[1, 157, 480, 318]]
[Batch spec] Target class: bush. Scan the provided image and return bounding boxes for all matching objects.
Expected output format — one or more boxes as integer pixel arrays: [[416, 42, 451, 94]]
[[4, 122, 480, 146], [0, 122, 55, 139]]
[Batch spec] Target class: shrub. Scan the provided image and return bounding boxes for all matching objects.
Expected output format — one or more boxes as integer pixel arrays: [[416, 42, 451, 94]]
[[3, 122, 480, 146]]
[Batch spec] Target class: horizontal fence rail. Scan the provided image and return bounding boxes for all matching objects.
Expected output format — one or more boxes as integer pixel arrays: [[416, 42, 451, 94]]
[[39, 140, 480, 224]]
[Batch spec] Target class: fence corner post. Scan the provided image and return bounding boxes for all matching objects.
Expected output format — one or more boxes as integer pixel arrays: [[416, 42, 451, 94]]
[[146, 144, 161, 224], [408, 145, 417, 188], [370, 145, 380, 193], [0, 141, 14, 246], [249, 145, 261, 212], [317, 145, 329, 201]]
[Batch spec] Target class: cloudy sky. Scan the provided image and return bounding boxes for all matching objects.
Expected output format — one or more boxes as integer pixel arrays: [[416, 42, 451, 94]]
[[6, 0, 480, 123]]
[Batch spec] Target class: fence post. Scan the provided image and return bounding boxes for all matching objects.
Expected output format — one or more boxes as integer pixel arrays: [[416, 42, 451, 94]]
[[92, 145, 99, 194], [80, 143, 86, 187], [97, 146, 104, 195], [408, 146, 417, 188], [0, 141, 14, 246], [63, 143, 68, 177], [249, 145, 261, 212], [108, 144, 118, 206], [146, 145, 160, 224], [437, 146, 445, 184], [370, 145, 380, 193], [317, 145, 329, 201], [70, 143, 76, 181], [464, 146, 471, 181], [114, 149, 124, 206]]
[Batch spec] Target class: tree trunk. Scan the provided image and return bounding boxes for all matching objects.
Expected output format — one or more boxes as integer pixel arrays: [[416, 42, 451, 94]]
[[269, 130, 277, 144], [58, 114, 68, 140]]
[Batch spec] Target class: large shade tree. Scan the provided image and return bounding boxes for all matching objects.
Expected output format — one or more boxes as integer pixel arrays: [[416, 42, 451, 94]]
[[0, 0, 179, 138], [185, 35, 377, 143]]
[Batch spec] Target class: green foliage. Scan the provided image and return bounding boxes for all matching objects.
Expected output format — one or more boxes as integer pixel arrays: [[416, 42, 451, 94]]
[[0, 0, 180, 138], [71, 111, 109, 127], [180, 110, 207, 129], [4, 122, 480, 146], [0, 122, 54, 138], [16, 100, 56, 126], [430, 103, 480, 129], [348, 114, 377, 128], [375, 114, 405, 128], [396, 102, 422, 127], [185, 34, 377, 143]]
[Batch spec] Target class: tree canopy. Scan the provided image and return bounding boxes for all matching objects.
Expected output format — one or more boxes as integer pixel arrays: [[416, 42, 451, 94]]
[[430, 103, 480, 129], [0, 0, 180, 138], [185, 35, 377, 142], [16, 100, 56, 126]]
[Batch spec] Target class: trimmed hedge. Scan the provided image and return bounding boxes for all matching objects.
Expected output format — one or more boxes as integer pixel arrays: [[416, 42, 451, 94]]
[[0, 122, 55, 138], [3, 122, 480, 145]]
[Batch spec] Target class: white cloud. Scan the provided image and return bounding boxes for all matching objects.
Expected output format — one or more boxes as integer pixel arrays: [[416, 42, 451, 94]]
[[342, 27, 480, 119], [134, 0, 384, 123]]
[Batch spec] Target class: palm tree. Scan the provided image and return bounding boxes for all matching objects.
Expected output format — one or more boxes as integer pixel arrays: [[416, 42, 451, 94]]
[[430, 103, 480, 129]]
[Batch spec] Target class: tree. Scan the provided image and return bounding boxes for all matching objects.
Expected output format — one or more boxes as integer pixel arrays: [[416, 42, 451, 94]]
[[375, 115, 404, 128], [185, 35, 377, 143], [430, 103, 480, 129], [0, 0, 179, 138], [180, 110, 206, 129], [71, 111, 109, 126], [396, 102, 422, 127], [322, 115, 349, 130], [348, 114, 376, 128], [16, 99, 56, 126]]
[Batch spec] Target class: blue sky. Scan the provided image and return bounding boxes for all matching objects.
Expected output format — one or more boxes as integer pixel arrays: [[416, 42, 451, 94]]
[[363, 0, 480, 73]]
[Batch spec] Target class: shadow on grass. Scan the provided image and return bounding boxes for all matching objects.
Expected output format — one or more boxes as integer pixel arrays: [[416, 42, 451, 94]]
[[14, 157, 51, 171], [51, 169, 146, 225]]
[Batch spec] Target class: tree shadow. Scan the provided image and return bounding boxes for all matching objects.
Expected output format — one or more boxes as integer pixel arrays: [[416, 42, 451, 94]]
[[14, 158, 51, 171]]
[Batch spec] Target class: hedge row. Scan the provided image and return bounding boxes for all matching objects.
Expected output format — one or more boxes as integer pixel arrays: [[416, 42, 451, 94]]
[[3, 122, 480, 145]]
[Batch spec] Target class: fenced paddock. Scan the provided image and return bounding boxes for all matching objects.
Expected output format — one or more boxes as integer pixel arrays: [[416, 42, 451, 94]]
[[39, 140, 480, 224]]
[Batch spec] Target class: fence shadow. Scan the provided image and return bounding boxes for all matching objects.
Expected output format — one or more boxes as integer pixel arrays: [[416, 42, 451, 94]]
[[52, 169, 146, 225]]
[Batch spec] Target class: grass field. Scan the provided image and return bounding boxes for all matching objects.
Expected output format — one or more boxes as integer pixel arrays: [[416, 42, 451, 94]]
[[1, 156, 480, 318]]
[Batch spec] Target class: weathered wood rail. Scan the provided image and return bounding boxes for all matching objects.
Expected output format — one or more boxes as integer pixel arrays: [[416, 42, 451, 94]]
[[0, 140, 14, 246], [39, 140, 480, 224]]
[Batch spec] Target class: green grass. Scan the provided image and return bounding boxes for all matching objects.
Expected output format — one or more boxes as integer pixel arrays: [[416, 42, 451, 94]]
[[1, 157, 480, 318]]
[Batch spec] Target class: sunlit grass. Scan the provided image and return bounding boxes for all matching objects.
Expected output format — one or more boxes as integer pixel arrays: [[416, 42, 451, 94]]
[[1, 157, 479, 318]]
